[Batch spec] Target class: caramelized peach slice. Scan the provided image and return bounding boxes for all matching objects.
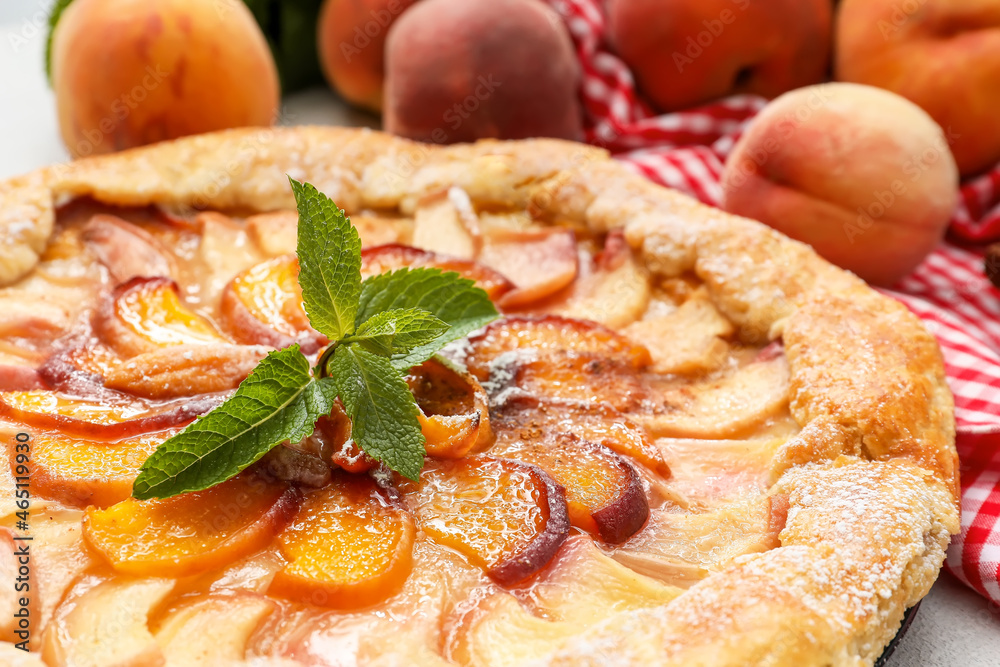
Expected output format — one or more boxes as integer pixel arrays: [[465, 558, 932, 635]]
[[537, 230, 650, 328], [401, 456, 569, 584], [623, 290, 734, 375], [270, 474, 416, 608], [83, 475, 299, 577], [154, 593, 276, 665], [503, 353, 650, 410], [24, 430, 175, 508], [361, 244, 514, 301], [38, 343, 122, 392], [95, 277, 229, 357], [478, 228, 578, 308], [489, 432, 648, 543], [103, 343, 270, 399], [407, 359, 493, 458], [221, 255, 326, 354], [492, 394, 669, 477], [305, 402, 378, 474], [80, 213, 175, 283], [0, 365, 42, 392], [613, 494, 788, 588], [465, 315, 651, 381], [42, 575, 175, 667], [0, 389, 219, 440]]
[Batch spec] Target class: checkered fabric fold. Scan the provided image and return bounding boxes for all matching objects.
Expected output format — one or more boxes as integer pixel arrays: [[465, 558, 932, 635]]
[[544, 0, 1000, 603]]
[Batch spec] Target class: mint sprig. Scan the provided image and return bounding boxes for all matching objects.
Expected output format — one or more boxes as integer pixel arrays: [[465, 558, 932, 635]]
[[132, 179, 499, 499]]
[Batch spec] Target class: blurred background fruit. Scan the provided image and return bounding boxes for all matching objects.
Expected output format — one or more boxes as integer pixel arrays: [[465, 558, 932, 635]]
[[606, 0, 833, 112], [317, 0, 419, 112], [383, 0, 583, 143], [835, 0, 1000, 176], [721, 83, 959, 286], [51, 0, 280, 157], [243, 0, 326, 94]]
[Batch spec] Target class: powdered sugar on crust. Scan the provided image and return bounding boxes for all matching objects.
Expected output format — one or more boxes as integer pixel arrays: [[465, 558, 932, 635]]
[[540, 457, 957, 667]]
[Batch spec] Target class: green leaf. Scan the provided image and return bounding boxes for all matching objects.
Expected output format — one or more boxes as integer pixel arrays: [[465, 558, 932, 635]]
[[348, 308, 449, 358], [356, 268, 499, 370], [290, 178, 362, 340], [132, 346, 337, 499], [328, 344, 425, 480], [45, 0, 76, 85]]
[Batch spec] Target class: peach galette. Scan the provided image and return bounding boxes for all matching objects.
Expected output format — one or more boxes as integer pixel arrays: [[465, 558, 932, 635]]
[[0, 128, 958, 666]]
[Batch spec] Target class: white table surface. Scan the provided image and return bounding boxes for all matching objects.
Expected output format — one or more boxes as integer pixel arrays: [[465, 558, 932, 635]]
[[2, 4, 999, 665]]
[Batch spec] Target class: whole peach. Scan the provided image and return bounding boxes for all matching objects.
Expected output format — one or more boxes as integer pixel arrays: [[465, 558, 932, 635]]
[[52, 0, 279, 158], [383, 0, 583, 144], [836, 0, 1000, 176], [721, 83, 959, 286], [317, 0, 419, 112], [607, 0, 832, 112]]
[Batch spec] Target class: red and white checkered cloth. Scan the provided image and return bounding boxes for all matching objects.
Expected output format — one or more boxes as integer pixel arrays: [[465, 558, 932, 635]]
[[543, 0, 1000, 603]]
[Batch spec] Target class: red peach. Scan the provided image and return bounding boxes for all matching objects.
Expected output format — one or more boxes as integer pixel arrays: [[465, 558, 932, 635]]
[[383, 0, 583, 143], [317, 0, 419, 112], [721, 83, 959, 286], [836, 0, 1000, 176], [607, 0, 832, 112], [52, 0, 279, 158]]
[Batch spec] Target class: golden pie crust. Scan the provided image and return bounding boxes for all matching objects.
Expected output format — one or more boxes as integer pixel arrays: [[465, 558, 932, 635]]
[[0, 127, 958, 666]]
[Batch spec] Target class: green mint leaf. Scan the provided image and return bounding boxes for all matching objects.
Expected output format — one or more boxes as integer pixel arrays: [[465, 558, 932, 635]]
[[348, 308, 449, 357], [132, 346, 337, 499], [328, 344, 425, 481], [45, 0, 76, 85], [290, 178, 362, 340], [356, 268, 499, 370]]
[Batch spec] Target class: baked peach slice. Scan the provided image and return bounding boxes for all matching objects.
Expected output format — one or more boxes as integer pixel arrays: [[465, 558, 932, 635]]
[[154, 593, 277, 665], [478, 228, 578, 308], [361, 244, 514, 301], [489, 432, 648, 544], [401, 456, 570, 584], [220, 255, 326, 354], [103, 343, 271, 399], [269, 473, 416, 609], [305, 401, 378, 474], [492, 394, 669, 477], [42, 575, 175, 667], [634, 357, 792, 439], [80, 213, 176, 283], [83, 474, 300, 577], [623, 289, 734, 375], [95, 276, 229, 357], [465, 315, 651, 381], [24, 430, 175, 508], [613, 494, 789, 588], [407, 359, 493, 458], [0, 389, 220, 440], [536, 230, 650, 328]]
